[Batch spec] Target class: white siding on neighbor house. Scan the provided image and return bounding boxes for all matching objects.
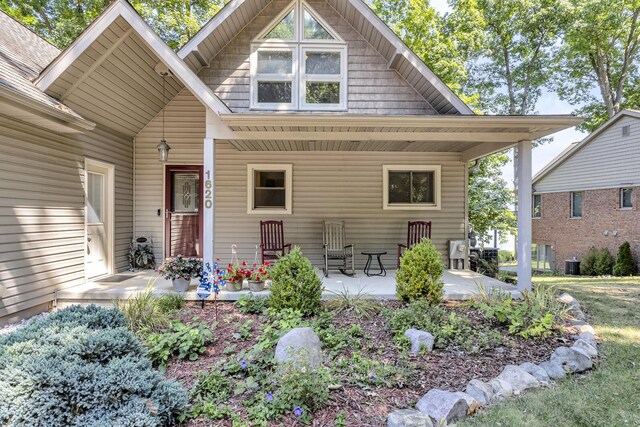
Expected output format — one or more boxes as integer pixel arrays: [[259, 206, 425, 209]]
[[214, 142, 466, 269], [0, 116, 133, 321], [134, 90, 205, 262], [199, 0, 436, 115], [535, 116, 640, 193]]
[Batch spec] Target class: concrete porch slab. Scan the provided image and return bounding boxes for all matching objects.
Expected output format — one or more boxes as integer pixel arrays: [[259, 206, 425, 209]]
[[56, 269, 519, 307]]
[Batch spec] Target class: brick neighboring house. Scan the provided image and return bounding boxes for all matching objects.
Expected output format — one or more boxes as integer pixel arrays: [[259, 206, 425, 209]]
[[532, 110, 640, 273]]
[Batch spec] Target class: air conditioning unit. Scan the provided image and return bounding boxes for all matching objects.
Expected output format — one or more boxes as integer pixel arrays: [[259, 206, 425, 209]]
[[449, 240, 467, 269]]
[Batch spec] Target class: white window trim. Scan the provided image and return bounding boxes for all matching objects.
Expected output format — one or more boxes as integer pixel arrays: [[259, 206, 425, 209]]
[[570, 191, 583, 219], [382, 165, 441, 210], [247, 164, 293, 215], [532, 193, 542, 219], [250, 0, 347, 111], [620, 187, 633, 209]]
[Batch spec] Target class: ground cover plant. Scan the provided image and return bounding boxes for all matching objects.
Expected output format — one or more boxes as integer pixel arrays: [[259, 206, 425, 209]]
[[460, 276, 640, 427], [0, 305, 187, 427]]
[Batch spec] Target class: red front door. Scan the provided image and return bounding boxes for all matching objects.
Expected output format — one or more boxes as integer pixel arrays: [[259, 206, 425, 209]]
[[165, 165, 203, 258]]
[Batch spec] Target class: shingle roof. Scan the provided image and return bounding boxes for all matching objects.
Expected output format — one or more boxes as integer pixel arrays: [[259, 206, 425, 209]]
[[0, 11, 82, 118]]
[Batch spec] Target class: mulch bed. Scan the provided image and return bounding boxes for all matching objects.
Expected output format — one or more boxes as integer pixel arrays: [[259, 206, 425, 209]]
[[165, 301, 571, 427]]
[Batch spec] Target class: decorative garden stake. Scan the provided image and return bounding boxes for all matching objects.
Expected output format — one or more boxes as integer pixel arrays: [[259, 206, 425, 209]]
[[197, 260, 223, 319]]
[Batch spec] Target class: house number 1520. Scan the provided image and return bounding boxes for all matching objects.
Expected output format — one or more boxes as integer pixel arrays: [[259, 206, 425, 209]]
[[204, 170, 213, 209]]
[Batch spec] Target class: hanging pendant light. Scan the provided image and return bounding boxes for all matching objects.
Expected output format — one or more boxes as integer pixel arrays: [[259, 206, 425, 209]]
[[157, 71, 171, 162]]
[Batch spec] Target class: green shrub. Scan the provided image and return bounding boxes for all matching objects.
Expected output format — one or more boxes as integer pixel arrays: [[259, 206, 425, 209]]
[[145, 321, 213, 368], [385, 301, 502, 351], [580, 246, 598, 275], [396, 239, 444, 303], [236, 293, 269, 314], [613, 241, 637, 276], [0, 305, 186, 426], [157, 292, 185, 313], [498, 250, 515, 263], [474, 285, 568, 338], [594, 247, 615, 275], [268, 246, 323, 316], [116, 283, 170, 333]]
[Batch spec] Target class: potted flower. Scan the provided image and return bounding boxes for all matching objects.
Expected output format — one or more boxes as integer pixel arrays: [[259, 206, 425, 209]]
[[158, 255, 203, 292], [225, 261, 251, 291], [248, 262, 270, 291]]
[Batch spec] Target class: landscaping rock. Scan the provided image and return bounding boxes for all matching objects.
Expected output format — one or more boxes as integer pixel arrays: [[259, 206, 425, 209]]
[[558, 293, 581, 310], [579, 324, 597, 336], [551, 346, 593, 373], [519, 362, 551, 385], [465, 379, 494, 406], [573, 338, 598, 357], [496, 365, 541, 395], [387, 409, 433, 427], [454, 391, 481, 414], [274, 327, 322, 367], [488, 378, 513, 401], [578, 331, 597, 347], [539, 360, 566, 380], [416, 389, 469, 425], [404, 329, 435, 354]]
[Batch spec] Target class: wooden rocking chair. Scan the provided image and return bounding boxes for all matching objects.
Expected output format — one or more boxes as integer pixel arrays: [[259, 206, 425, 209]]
[[260, 220, 291, 263], [322, 220, 355, 277], [397, 221, 432, 267]]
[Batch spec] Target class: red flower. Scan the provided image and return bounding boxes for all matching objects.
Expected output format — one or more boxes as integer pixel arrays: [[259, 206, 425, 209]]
[[264, 261, 271, 266], [242, 261, 247, 266]]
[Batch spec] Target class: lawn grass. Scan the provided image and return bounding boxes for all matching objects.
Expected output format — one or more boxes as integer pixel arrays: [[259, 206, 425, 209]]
[[460, 276, 640, 427]]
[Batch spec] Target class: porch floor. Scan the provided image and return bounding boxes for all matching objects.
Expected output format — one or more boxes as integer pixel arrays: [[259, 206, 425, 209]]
[[56, 269, 519, 307]]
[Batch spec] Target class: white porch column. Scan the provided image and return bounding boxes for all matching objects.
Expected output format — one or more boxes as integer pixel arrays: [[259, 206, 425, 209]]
[[516, 140, 532, 291], [203, 138, 215, 267]]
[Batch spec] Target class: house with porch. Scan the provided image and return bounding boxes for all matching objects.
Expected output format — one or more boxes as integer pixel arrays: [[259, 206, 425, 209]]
[[0, 0, 580, 323]]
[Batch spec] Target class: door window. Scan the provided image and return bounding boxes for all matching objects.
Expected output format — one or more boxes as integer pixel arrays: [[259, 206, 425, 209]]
[[87, 172, 104, 224]]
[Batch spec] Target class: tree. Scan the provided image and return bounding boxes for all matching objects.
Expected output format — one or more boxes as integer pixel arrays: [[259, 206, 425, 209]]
[[0, 0, 226, 49], [556, 0, 640, 132], [468, 152, 516, 243]]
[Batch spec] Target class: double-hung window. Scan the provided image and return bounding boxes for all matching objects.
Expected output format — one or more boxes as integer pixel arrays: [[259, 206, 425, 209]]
[[532, 194, 542, 218], [251, 1, 347, 110], [620, 188, 633, 209], [570, 191, 583, 218]]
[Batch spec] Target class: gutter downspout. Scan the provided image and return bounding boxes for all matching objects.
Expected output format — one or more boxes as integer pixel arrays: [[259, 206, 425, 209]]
[[132, 136, 136, 245]]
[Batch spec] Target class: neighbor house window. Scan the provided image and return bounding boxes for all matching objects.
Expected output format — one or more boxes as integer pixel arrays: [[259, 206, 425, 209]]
[[622, 124, 631, 136], [621, 188, 633, 209], [247, 164, 292, 214], [532, 194, 542, 218], [251, 1, 347, 110], [570, 191, 583, 218], [383, 165, 441, 210]]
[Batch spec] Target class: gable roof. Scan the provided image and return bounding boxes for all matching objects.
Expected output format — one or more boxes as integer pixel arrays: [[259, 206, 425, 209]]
[[177, 0, 473, 115], [533, 109, 640, 184], [33, 0, 229, 135], [0, 11, 93, 132]]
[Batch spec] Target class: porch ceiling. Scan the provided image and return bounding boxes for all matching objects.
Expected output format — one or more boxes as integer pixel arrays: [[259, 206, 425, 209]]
[[217, 113, 583, 159]]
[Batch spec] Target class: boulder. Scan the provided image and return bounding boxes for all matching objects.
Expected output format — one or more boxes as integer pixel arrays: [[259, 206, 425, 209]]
[[496, 365, 541, 395], [404, 329, 435, 354], [488, 378, 513, 401], [519, 362, 551, 385], [539, 360, 566, 380], [573, 339, 597, 357], [387, 409, 433, 427], [416, 389, 469, 425], [550, 346, 592, 373], [274, 327, 322, 367], [465, 379, 494, 406], [454, 391, 482, 414], [578, 331, 597, 348]]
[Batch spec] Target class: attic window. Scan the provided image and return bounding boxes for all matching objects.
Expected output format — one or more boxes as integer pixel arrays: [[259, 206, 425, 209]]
[[251, 1, 347, 111], [622, 125, 631, 136]]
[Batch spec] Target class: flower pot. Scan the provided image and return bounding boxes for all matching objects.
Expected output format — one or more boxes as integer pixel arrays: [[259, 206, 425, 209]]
[[226, 281, 243, 292], [172, 277, 191, 293], [248, 280, 265, 292]]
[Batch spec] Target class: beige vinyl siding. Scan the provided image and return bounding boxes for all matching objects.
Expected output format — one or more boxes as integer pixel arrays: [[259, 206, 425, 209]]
[[0, 116, 132, 321], [214, 142, 465, 268], [535, 116, 640, 193], [134, 90, 205, 261], [199, 0, 435, 115]]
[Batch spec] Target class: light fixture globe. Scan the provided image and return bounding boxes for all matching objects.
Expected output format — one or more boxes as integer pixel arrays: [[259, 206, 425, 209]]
[[157, 139, 171, 162]]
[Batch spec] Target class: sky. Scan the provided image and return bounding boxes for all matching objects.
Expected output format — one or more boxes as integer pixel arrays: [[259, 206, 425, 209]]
[[428, 0, 589, 185]]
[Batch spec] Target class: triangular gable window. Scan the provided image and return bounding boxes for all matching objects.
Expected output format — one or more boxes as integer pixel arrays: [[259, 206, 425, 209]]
[[264, 9, 296, 40], [303, 9, 334, 40]]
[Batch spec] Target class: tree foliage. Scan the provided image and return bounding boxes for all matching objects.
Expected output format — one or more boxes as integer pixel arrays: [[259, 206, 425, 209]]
[[0, 0, 226, 49], [556, 0, 640, 131]]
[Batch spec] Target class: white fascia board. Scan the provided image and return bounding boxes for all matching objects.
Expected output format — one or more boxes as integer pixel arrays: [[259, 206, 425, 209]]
[[35, 0, 230, 115], [344, 0, 474, 115]]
